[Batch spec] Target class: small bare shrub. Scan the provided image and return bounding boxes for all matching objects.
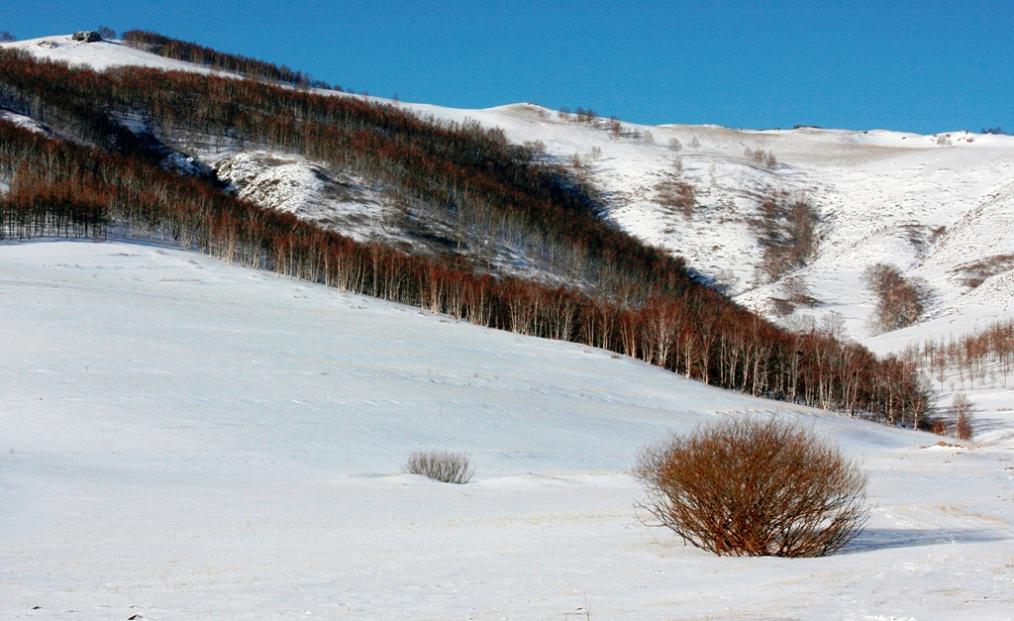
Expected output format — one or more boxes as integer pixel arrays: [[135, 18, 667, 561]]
[[782, 276, 818, 306], [523, 139, 547, 159], [655, 159, 696, 217], [953, 254, 1014, 289], [770, 296, 796, 317], [636, 418, 868, 557], [952, 392, 974, 441], [404, 451, 474, 484]]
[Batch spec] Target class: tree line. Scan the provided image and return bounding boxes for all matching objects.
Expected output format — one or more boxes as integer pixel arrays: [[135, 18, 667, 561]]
[[121, 30, 334, 89], [907, 319, 1014, 391]]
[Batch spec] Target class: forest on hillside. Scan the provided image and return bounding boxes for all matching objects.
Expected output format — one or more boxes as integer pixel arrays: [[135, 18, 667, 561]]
[[0, 40, 930, 427]]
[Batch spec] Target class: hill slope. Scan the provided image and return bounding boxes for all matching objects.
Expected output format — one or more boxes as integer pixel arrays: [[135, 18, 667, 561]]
[[6, 33, 1013, 348], [1, 241, 1011, 620]]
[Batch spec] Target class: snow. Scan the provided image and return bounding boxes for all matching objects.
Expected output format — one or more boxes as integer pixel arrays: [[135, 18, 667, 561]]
[[6, 35, 1014, 351], [0, 109, 49, 135], [1, 241, 1012, 620], [206, 150, 407, 244], [0, 35, 227, 75]]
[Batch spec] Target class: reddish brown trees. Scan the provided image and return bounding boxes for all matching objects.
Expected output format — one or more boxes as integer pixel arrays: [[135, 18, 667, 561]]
[[865, 263, 928, 332]]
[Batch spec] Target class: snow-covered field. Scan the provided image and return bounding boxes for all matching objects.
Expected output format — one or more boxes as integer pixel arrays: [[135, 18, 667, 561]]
[[1, 241, 1011, 620]]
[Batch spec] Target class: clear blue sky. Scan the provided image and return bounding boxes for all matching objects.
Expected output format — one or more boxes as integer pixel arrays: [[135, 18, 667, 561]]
[[3, 0, 1012, 133]]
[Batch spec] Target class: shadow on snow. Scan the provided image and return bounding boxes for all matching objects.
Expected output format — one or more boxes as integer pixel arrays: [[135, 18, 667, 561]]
[[843, 527, 1007, 554]]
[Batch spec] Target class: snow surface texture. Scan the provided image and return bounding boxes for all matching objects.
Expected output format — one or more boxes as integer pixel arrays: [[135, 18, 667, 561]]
[[1, 242, 1012, 620], [6, 35, 1014, 346]]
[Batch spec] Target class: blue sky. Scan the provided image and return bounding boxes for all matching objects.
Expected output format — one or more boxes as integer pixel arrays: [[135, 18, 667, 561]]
[[3, 0, 1012, 133]]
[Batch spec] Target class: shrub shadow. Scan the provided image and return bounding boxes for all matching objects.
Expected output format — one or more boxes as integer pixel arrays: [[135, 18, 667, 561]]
[[843, 528, 1006, 554]]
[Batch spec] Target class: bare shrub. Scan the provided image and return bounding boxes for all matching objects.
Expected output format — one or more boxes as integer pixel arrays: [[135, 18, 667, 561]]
[[782, 276, 818, 306], [744, 147, 777, 167], [574, 107, 598, 123], [952, 392, 974, 441], [952, 254, 1014, 289], [523, 139, 547, 159], [753, 192, 819, 281], [608, 118, 622, 138], [655, 158, 696, 217], [770, 297, 795, 317], [865, 263, 928, 332], [636, 418, 868, 557], [404, 451, 474, 484]]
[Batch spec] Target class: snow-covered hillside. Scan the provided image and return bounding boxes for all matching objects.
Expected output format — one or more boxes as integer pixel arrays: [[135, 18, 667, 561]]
[[1, 241, 1011, 620], [6, 34, 1013, 351]]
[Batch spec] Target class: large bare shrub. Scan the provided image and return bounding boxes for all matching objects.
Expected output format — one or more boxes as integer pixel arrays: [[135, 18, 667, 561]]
[[636, 418, 868, 557], [404, 451, 474, 484]]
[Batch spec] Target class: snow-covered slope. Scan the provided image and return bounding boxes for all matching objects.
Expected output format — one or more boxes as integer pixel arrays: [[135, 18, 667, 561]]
[[207, 150, 410, 245], [1, 241, 1011, 620], [1, 34, 228, 74], [6, 34, 1013, 351]]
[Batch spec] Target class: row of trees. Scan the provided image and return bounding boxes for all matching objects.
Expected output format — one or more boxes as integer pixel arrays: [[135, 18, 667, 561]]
[[906, 319, 1014, 390], [0, 119, 931, 428], [121, 30, 333, 89]]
